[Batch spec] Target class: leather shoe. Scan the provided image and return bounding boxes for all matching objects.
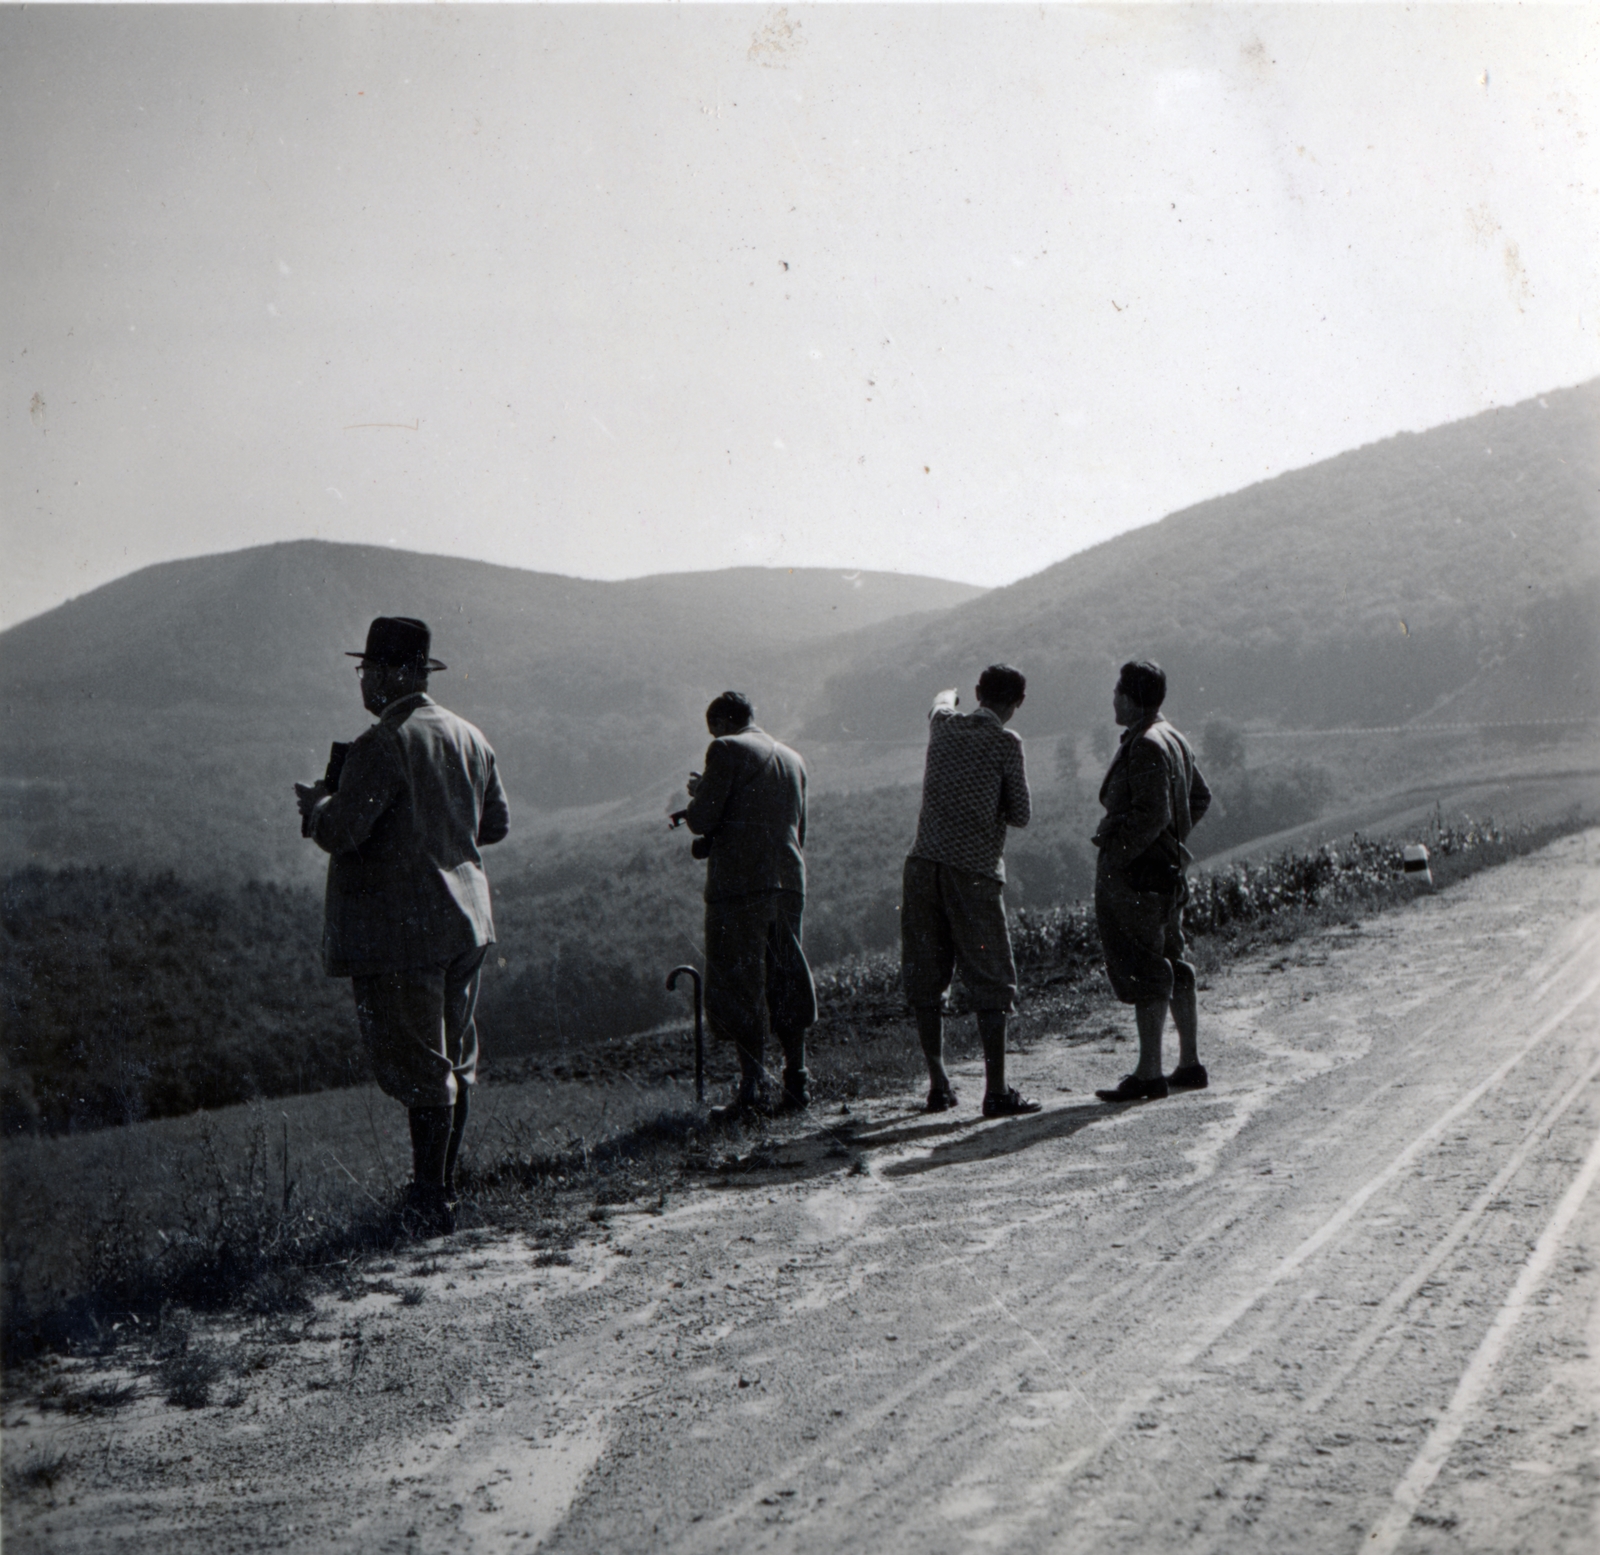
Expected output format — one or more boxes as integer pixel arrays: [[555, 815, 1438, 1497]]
[[1167, 1063, 1209, 1090], [709, 1089, 768, 1125], [925, 1085, 960, 1114], [982, 1087, 1042, 1118], [1095, 1073, 1168, 1103]]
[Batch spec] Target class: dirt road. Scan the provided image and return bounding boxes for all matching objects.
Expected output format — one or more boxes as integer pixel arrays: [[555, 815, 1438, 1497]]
[[7, 830, 1599, 1554]]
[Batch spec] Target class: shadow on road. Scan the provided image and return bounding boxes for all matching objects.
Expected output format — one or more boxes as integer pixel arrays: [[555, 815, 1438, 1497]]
[[878, 1101, 1104, 1177], [695, 1098, 1110, 1189]]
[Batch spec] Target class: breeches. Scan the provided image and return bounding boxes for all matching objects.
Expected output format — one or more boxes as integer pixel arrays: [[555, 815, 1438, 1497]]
[[1095, 866, 1194, 1007], [351, 944, 487, 1109], [703, 891, 817, 1054], [900, 855, 1018, 1013]]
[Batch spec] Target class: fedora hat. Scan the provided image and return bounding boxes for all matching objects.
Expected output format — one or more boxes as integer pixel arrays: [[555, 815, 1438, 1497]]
[[346, 616, 448, 671]]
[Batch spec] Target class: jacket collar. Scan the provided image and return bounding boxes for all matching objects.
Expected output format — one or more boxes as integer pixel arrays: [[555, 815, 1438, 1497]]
[[379, 691, 432, 725], [1117, 710, 1163, 748]]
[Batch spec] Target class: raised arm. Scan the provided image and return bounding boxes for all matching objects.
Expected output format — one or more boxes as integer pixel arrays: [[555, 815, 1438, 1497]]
[[309, 734, 403, 855], [683, 739, 737, 837]]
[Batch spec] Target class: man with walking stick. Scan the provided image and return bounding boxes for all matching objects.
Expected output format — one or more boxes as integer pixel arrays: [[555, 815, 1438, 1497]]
[[677, 691, 815, 1120]]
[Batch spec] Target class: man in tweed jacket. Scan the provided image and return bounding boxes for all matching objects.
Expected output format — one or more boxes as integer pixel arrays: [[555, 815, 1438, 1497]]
[[296, 616, 509, 1233], [900, 663, 1040, 1117], [1091, 658, 1211, 1105]]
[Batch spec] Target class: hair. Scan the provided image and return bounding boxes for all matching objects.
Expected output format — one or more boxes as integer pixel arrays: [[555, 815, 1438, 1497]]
[[1116, 659, 1167, 710], [976, 663, 1027, 707], [706, 691, 754, 727]]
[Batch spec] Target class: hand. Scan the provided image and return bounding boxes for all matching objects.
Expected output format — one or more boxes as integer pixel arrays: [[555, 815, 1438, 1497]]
[[934, 687, 959, 710], [686, 771, 702, 797], [294, 781, 329, 821]]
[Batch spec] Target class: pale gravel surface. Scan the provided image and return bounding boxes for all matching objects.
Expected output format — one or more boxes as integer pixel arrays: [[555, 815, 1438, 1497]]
[[6, 830, 1599, 1554]]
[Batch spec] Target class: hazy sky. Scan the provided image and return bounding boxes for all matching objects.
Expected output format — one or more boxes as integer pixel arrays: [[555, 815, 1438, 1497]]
[[4, 4, 1597, 627]]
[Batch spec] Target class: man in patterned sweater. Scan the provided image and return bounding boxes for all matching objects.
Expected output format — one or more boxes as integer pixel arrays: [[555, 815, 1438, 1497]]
[[900, 663, 1040, 1117]]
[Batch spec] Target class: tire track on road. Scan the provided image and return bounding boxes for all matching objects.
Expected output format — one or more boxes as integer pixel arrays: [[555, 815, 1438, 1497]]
[[1364, 1105, 1600, 1553], [668, 898, 1600, 1554]]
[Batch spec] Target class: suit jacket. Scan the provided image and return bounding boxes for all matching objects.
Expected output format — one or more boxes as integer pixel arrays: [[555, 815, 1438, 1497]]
[[683, 724, 807, 902], [311, 693, 509, 975], [1093, 714, 1210, 871]]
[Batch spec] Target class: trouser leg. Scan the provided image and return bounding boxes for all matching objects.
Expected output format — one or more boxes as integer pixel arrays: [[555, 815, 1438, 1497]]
[[1134, 1001, 1167, 1080], [915, 1006, 948, 1090], [408, 1105, 453, 1188], [767, 893, 815, 1104], [1170, 972, 1199, 1070], [352, 970, 457, 1109], [1165, 897, 1199, 1068], [442, 946, 486, 1095], [444, 1088, 470, 1194], [977, 1009, 1008, 1096], [705, 897, 770, 1101]]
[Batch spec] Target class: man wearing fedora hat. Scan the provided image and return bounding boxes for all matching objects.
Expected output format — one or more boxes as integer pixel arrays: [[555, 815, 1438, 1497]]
[[296, 616, 509, 1235]]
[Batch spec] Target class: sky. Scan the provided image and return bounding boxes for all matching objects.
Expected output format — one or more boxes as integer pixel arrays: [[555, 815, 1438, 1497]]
[[3, 3, 1597, 628]]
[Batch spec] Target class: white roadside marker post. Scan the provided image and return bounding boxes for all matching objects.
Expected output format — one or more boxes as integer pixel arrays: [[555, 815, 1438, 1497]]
[[1402, 843, 1434, 889]]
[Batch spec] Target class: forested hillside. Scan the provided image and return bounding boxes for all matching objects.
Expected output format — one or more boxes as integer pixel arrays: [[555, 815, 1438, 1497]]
[[0, 868, 356, 1133], [798, 380, 1600, 743]]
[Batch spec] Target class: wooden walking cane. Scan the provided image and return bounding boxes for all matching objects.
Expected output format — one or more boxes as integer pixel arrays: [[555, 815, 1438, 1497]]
[[666, 965, 705, 1103]]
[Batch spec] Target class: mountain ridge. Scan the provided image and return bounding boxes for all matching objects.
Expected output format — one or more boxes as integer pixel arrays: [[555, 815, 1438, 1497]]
[[2, 379, 1595, 884]]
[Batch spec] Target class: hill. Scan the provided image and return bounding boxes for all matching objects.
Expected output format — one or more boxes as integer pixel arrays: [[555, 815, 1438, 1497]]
[[795, 379, 1600, 746], [0, 549, 981, 879]]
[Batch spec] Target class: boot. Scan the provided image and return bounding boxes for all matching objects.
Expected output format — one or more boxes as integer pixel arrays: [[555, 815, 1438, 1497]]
[[405, 1106, 456, 1235]]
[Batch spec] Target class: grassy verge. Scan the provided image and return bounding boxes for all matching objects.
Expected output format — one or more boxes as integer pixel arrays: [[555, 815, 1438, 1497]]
[[3, 808, 1589, 1378]]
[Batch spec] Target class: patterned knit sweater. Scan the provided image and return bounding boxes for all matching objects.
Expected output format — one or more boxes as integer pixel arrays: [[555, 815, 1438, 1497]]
[[908, 703, 1030, 881]]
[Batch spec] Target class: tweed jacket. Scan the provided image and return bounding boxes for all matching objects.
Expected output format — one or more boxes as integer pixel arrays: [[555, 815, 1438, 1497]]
[[683, 724, 807, 903], [311, 693, 509, 976], [1093, 714, 1210, 871]]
